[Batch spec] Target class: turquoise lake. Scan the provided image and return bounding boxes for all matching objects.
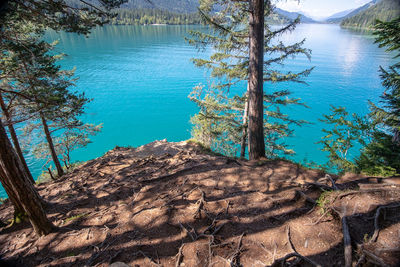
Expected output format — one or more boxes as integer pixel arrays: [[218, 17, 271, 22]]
[[0, 24, 396, 198]]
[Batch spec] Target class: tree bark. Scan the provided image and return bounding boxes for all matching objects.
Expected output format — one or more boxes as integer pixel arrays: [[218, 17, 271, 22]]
[[40, 113, 64, 177], [247, 0, 265, 160], [0, 119, 54, 235], [240, 84, 249, 158], [0, 94, 35, 183]]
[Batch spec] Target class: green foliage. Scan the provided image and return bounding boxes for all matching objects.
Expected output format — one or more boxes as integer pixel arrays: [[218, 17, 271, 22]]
[[1, 0, 126, 35], [341, 0, 400, 29], [318, 106, 367, 173], [319, 17, 400, 176], [316, 191, 333, 213], [0, 1, 111, 179], [188, 0, 312, 158], [358, 17, 400, 176], [28, 123, 102, 170], [110, 8, 201, 25], [189, 85, 245, 156], [64, 212, 87, 224]]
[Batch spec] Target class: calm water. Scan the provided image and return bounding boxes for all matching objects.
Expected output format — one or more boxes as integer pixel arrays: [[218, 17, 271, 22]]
[[0, 24, 396, 198]]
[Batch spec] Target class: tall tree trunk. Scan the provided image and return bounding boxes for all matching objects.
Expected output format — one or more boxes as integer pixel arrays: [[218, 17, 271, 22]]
[[240, 84, 249, 158], [0, 94, 35, 183], [0, 120, 54, 235], [40, 113, 64, 177], [248, 0, 266, 160]]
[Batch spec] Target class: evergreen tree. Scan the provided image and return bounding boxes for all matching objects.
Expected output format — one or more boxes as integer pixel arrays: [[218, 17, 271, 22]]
[[0, 0, 123, 235], [319, 17, 400, 176], [188, 0, 312, 158], [248, 0, 266, 159], [356, 17, 400, 175], [0, 92, 35, 183]]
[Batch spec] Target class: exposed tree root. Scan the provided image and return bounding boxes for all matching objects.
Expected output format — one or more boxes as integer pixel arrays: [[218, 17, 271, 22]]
[[216, 233, 245, 267], [135, 250, 161, 267], [326, 174, 338, 191], [370, 203, 400, 243], [229, 233, 245, 267], [269, 226, 321, 267], [140, 164, 204, 184], [305, 210, 330, 226], [294, 190, 316, 205], [179, 222, 197, 241], [175, 243, 184, 267], [194, 189, 206, 219], [330, 207, 352, 267], [357, 245, 390, 267]]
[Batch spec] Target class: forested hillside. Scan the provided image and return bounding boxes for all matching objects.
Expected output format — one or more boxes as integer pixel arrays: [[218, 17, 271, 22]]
[[110, 8, 291, 25], [326, 0, 379, 24], [341, 0, 400, 29], [120, 0, 199, 13], [274, 8, 315, 23], [110, 9, 201, 25]]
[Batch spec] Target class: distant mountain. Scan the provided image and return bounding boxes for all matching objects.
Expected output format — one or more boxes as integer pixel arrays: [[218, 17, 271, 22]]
[[325, 0, 379, 23], [325, 9, 354, 21], [341, 0, 400, 29], [274, 8, 315, 23]]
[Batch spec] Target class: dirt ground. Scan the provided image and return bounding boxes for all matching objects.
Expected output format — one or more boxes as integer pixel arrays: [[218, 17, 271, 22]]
[[0, 140, 399, 267]]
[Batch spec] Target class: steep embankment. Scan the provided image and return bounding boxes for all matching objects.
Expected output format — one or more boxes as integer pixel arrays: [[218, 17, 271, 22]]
[[341, 0, 400, 29], [0, 140, 399, 266]]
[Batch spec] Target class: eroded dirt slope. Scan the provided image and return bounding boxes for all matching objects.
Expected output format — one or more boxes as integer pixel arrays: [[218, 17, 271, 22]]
[[0, 140, 399, 266]]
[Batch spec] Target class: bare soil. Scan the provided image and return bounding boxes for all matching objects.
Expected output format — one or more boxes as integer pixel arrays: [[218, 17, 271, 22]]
[[0, 140, 399, 267]]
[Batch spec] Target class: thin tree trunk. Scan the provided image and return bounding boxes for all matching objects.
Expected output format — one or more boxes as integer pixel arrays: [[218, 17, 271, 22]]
[[48, 167, 56, 181], [0, 120, 54, 235], [0, 94, 35, 183], [240, 84, 249, 158], [248, 0, 266, 160], [40, 113, 64, 177]]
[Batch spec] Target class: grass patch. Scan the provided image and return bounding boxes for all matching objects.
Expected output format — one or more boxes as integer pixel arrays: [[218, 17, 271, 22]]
[[316, 191, 334, 214], [63, 213, 87, 224]]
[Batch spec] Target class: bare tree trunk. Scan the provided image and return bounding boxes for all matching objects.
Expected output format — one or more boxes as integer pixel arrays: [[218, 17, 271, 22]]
[[0, 94, 35, 183], [248, 0, 265, 160], [47, 167, 56, 181], [240, 84, 249, 158], [40, 113, 64, 177], [0, 120, 54, 235]]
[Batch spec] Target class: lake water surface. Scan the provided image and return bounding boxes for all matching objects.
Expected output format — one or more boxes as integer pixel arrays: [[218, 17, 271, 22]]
[[0, 24, 396, 198]]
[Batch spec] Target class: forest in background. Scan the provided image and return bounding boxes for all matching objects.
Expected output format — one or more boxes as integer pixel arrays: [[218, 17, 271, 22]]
[[341, 0, 400, 29]]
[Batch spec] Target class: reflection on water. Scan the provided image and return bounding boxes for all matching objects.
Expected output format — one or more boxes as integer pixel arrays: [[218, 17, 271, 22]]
[[340, 36, 362, 75]]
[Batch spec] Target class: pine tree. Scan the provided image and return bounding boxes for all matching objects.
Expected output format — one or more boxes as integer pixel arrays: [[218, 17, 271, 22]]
[[356, 17, 400, 175], [0, 93, 35, 183], [0, 119, 55, 235], [372, 17, 400, 142], [188, 0, 312, 159], [0, 0, 124, 235], [318, 17, 400, 176]]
